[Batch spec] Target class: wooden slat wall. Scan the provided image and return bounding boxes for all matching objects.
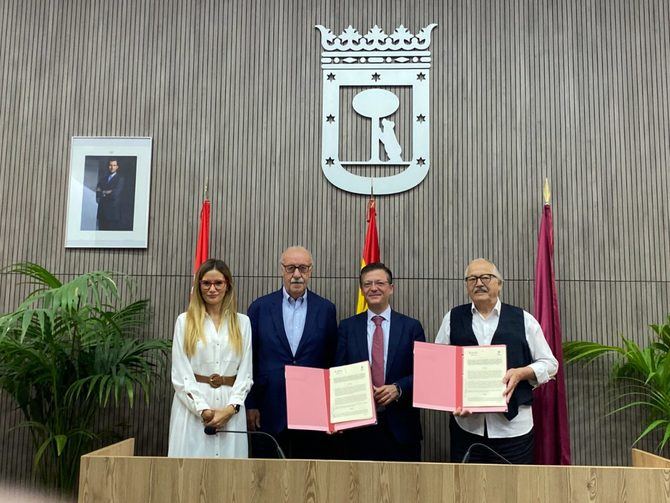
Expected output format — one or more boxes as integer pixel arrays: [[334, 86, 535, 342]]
[[1, 0, 669, 486]]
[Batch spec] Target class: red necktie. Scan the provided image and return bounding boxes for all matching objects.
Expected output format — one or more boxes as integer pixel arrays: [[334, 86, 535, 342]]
[[371, 315, 385, 387]]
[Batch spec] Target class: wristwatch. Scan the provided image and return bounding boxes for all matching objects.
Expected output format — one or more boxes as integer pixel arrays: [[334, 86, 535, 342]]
[[230, 404, 241, 414]]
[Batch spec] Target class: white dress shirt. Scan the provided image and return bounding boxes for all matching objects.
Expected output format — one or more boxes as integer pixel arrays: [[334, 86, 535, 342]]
[[435, 299, 558, 438], [366, 306, 392, 376]]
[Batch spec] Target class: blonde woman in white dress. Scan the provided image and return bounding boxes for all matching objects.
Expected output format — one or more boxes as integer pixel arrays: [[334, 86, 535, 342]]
[[168, 259, 253, 458]]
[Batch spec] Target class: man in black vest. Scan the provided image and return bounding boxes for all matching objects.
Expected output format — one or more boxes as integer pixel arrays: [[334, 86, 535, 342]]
[[436, 258, 558, 464]]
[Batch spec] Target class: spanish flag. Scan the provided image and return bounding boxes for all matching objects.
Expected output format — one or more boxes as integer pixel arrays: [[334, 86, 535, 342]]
[[356, 197, 380, 313]]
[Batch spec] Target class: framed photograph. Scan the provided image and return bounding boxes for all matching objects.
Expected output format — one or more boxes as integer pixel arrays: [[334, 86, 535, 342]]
[[65, 137, 152, 248]]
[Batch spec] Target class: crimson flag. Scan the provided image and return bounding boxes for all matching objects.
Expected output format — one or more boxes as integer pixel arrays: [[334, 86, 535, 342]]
[[193, 198, 211, 274], [533, 198, 571, 465], [356, 197, 380, 313]]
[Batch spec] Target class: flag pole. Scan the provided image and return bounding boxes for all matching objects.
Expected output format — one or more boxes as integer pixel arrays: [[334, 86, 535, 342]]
[[356, 182, 380, 313], [369, 178, 375, 219], [543, 177, 551, 206]]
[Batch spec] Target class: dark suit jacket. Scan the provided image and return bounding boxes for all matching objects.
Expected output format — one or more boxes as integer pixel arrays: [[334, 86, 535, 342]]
[[245, 289, 337, 434], [335, 310, 425, 445], [96, 173, 124, 227]]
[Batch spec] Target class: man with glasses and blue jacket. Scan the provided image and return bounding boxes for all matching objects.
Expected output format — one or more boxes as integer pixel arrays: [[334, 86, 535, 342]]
[[245, 246, 337, 459]]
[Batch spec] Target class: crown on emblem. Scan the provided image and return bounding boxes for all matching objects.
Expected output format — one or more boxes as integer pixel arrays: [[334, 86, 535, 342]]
[[315, 24, 437, 52]]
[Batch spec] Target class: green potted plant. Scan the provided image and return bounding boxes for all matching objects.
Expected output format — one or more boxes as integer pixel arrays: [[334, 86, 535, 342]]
[[0, 263, 171, 494], [563, 315, 670, 452]]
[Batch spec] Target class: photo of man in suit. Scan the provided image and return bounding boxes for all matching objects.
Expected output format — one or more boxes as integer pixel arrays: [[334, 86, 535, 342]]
[[95, 159, 125, 230], [335, 262, 425, 461], [245, 246, 338, 458]]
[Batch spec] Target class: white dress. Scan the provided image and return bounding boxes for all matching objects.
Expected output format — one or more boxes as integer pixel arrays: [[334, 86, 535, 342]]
[[168, 312, 253, 458]]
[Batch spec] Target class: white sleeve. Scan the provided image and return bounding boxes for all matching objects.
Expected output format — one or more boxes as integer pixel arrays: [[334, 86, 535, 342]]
[[171, 315, 211, 415], [523, 311, 559, 386], [434, 311, 451, 344], [228, 314, 254, 406]]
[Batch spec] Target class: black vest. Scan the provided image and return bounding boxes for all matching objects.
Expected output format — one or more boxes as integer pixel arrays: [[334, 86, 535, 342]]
[[450, 303, 533, 420]]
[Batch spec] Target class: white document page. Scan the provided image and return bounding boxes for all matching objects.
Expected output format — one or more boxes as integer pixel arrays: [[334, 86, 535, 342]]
[[329, 361, 374, 423], [462, 346, 507, 408]]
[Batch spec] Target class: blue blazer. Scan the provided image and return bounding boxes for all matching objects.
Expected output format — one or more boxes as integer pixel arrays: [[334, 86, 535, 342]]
[[335, 310, 425, 445], [245, 289, 337, 434]]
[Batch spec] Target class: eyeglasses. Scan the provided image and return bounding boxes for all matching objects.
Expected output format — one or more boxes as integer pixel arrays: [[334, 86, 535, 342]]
[[282, 264, 312, 274], [199, 280, 226, 290], [464, 274, 497, 286], [361, 280, 390, 289]]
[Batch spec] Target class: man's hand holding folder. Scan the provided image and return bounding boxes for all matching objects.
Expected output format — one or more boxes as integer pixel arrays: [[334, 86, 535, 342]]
[[413, 341, 508, 413]]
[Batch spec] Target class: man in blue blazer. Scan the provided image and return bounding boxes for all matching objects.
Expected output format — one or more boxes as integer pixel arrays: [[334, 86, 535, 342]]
[[335, 262, 425, 461], [245, 246, 337, 458]]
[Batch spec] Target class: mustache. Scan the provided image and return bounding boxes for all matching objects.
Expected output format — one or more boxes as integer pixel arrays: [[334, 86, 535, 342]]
[[474, 286, 488, 293], [290, 279, 305, 284]]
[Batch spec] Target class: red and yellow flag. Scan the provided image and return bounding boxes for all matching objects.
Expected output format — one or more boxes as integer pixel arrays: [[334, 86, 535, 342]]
[[356, 197, 380, 313]]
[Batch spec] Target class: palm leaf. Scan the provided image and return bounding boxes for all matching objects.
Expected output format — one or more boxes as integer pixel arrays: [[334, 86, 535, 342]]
[[633, 419, 669, 446], [660, 424, 670, 450], [5, 262, 62, 289], [563, 340, 623, 364]]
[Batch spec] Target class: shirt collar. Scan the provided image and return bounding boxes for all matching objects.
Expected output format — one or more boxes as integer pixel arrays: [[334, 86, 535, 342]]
[[470, 298, 501, 318], [367, 306, 392, 323], [282, 286, 307, 304]]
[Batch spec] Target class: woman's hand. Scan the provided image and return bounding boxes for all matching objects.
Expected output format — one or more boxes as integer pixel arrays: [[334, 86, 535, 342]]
[[204, 406, 236, 429]]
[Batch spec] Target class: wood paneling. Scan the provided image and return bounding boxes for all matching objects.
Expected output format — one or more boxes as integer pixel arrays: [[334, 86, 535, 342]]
[[78, 440, 670, 503], [1, 0, 669, 487]]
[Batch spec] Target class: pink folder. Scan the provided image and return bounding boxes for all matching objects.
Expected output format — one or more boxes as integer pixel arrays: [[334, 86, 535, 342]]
[[413, 341, 508, 413], [285, 364, 377, 433]]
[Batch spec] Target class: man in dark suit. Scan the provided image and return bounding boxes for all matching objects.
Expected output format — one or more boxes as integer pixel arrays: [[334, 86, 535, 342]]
[[245, 246, 337, 458], [335, 262, 425, 461], [95, 159, 125, 230]]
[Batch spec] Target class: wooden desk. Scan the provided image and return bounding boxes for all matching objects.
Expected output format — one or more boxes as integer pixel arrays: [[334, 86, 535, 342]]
[[79, 440, 670, 502]]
